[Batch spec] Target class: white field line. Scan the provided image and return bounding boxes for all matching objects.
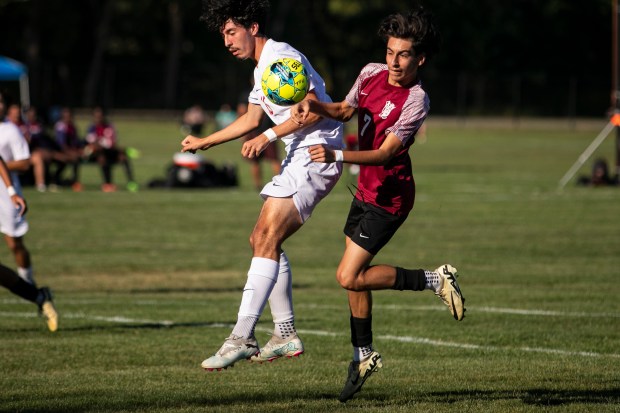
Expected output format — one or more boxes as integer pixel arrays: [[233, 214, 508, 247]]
[[300, 303, 620, 319], [1, 311, 618, 360], [2, 298, 619, 319]]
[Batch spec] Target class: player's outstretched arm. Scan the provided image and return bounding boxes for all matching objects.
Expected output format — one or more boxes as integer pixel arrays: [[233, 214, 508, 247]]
[[181, 107, 264, 153], [291, 99, 355, 125], [309, 133, 403, 166]]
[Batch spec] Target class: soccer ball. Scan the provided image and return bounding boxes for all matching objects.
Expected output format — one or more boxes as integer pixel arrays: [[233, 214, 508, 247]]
[[261, 58, 309, 106]]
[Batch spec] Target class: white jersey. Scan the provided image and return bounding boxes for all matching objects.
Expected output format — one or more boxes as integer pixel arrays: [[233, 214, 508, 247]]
[[0, 121, 30, 192], [249, 39, 343, 153], [0, 120, 30, 237]]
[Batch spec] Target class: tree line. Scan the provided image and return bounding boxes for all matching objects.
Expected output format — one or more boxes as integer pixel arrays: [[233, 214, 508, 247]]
[[0, 0, 612, 118]]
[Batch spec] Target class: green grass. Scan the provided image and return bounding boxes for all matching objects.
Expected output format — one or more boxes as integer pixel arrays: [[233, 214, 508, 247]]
[[1, 117, 619, 412]]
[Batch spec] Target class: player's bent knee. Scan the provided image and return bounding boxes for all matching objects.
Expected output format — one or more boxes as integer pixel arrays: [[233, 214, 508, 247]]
[[336, 270, 360, 291]]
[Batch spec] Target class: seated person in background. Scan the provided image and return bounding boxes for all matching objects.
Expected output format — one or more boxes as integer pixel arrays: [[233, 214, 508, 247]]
[[54, 107, 84, 192], [5, 104, 25, 133], [214, 103, 237, 130], [5, 105, 63, 192], [22, 106, 66, 192], [85, 107, 138, 192], [578, 158, 619, 187]]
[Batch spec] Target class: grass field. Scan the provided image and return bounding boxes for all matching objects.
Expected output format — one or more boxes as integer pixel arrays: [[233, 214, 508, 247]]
[[0, 116, 619, 412]]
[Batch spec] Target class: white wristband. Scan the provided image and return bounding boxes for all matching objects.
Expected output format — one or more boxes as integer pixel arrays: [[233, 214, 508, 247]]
[[6, 186, 16, 197], [334, 150, 344, 162], [264, 128, 277, 143]]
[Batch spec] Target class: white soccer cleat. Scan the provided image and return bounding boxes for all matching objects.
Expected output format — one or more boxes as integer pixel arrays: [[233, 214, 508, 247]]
[[201, 335, 259, 371], [250, 334, 304, 363], [435, 264, 465, 321]]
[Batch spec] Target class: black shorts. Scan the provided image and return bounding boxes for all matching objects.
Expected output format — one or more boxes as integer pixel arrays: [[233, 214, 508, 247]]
[[343, 198, 408, 255]]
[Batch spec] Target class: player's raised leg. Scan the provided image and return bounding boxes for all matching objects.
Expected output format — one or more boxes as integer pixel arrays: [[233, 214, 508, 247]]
[[393, 264, 465, 321], [201, 197, 303, 371]]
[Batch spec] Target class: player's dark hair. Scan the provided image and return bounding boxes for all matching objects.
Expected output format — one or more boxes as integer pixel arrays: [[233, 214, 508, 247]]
[[200, 0, 270, 35], [378, 7, 441, 59]]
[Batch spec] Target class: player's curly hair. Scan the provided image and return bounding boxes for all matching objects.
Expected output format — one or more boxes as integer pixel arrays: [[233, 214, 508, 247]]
[[378, 6, 441, 59], [200, 0, 270, 34]]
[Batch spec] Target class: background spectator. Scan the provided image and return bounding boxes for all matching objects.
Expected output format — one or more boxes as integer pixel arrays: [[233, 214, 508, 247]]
[[54, 107, 84, 191], [182, 104, 206, 136], [85, 107, 138, 192]]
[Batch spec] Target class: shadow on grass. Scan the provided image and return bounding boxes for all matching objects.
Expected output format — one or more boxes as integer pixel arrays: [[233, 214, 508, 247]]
[[0, 320, 236, 333], [2, 390, 342, 413], [4, 387, 620, 412], [8, 389, 620, 413], [420, 388, 620, 406]]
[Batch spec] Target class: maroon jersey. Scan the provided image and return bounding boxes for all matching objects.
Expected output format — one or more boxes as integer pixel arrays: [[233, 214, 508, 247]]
[[345, 63, 428, 215]]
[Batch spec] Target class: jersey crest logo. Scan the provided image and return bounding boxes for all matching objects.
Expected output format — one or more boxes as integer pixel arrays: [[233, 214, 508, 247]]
[[379, 101, 396, 119]]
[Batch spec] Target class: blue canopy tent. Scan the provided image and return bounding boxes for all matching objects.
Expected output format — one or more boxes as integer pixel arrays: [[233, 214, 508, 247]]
[[0, 56, 30, 109]]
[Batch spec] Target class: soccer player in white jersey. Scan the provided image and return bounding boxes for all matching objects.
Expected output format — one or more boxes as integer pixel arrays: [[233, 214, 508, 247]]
[[0, 94, 58, 332], [291, 8, 465, 401], [181, 0, 343, 371]]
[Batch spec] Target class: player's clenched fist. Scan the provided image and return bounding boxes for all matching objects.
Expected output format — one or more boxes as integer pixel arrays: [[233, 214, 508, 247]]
[[241, 135, 268, 159], [181, 135, 203, 153], [307, 144, 335, 163], [290, 100, 312, 126]]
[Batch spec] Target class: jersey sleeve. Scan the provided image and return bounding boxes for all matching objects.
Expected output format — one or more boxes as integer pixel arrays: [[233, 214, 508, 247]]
[[387, 87, 429, 146], [345, 63, 387, 109], [9, 126, 30, 161]]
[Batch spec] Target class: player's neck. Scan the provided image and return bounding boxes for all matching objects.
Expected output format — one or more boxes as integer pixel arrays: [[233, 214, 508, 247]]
[[253, 36, 269, 65]]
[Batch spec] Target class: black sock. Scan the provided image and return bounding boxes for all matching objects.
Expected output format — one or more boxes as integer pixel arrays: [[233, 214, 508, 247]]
[[102, 164, 112, 184], [350, 315, 372, 347], [393, 267, 426, 291], [123, 161, 134, 182], [9, 278, 39, 303]]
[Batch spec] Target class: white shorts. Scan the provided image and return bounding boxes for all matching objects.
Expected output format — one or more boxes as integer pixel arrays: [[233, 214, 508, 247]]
[[261, 146, 342, 223], [0, 190, 28, 238]]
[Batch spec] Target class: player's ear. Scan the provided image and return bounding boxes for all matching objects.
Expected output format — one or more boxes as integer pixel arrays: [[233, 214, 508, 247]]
[[417, 54, 426, 67], [250, 22, 259, 36]]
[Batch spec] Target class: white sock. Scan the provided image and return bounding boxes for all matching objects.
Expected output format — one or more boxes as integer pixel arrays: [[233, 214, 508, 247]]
[[425, 270, 442, 292], [353, 344, 373, 362], [269, 251, 296, 339], [231, 257, 279, 339], [17, 267, 34, 285]]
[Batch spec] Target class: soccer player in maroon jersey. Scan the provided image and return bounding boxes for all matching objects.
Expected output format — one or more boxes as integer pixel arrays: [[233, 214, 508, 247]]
[[291, 8, 465, 402]]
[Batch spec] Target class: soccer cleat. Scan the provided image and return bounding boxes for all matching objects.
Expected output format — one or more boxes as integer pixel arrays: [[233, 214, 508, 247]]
[[38, 287, 58, 332], [250, 334, 304, 363], [201, 335, 259, 371], [338, 351, 383, 403], [101, 183, 117, 192], [435, 264, 465, 321]]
